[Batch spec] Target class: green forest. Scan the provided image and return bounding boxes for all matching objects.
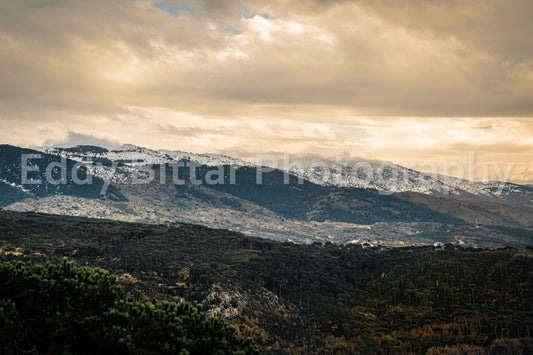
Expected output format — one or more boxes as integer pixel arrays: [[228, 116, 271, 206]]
[[1, 210, 532, 354], [0, 259, 258, 354]]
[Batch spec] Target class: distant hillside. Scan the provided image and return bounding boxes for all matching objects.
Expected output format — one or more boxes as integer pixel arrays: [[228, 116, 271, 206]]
[[0, 145, 126, 202], [396, 191, 533, 228], [202, 165, 463, 224]]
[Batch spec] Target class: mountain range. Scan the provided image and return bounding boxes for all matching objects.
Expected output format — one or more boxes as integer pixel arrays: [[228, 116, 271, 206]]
[[1, 143, 532, 248], [34, 144, 533, 204]]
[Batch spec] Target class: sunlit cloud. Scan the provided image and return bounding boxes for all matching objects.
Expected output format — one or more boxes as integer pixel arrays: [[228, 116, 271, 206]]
[[0, 0, 531, 180]]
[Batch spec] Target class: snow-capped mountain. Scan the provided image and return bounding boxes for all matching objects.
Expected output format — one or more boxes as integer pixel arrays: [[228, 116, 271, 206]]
[[36, 144, 253, 168], [34, 144, 533, 205], [281, 156, 532, 204], [3, 144, 532, 247], [34, 144, 254, 184]]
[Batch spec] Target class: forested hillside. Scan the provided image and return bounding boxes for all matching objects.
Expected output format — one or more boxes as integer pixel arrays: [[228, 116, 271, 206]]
[[0, 259, 258, 354], [1, 210, 532, 354], [0, 181, 31, 207]]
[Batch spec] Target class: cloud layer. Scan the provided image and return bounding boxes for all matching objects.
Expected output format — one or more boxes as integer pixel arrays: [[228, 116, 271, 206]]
[[0, 0, 532, 180]]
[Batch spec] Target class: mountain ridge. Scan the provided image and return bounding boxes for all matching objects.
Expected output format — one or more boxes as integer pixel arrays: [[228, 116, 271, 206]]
[[1, 144, 532, 248], [32, 144, 533, 205]]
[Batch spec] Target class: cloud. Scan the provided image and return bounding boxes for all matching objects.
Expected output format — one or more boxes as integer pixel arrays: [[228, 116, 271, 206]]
[[0, 0, 531, 180]]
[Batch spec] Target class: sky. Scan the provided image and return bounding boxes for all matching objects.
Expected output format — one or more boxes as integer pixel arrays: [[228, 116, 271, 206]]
[[0, 0, 532, 181]]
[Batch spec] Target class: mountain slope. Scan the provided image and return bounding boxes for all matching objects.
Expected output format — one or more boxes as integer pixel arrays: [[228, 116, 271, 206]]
[[0, 180, 32, 207], [27, 145, 464, 224], [0, 145, 126, 203], [35, 144, 252, 168], [36, 144, 533, 205], [203, 165, 463, 225], [2, 144, 464, 226], [396, 191, 533, 228], [283, 155, 533, 205]]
